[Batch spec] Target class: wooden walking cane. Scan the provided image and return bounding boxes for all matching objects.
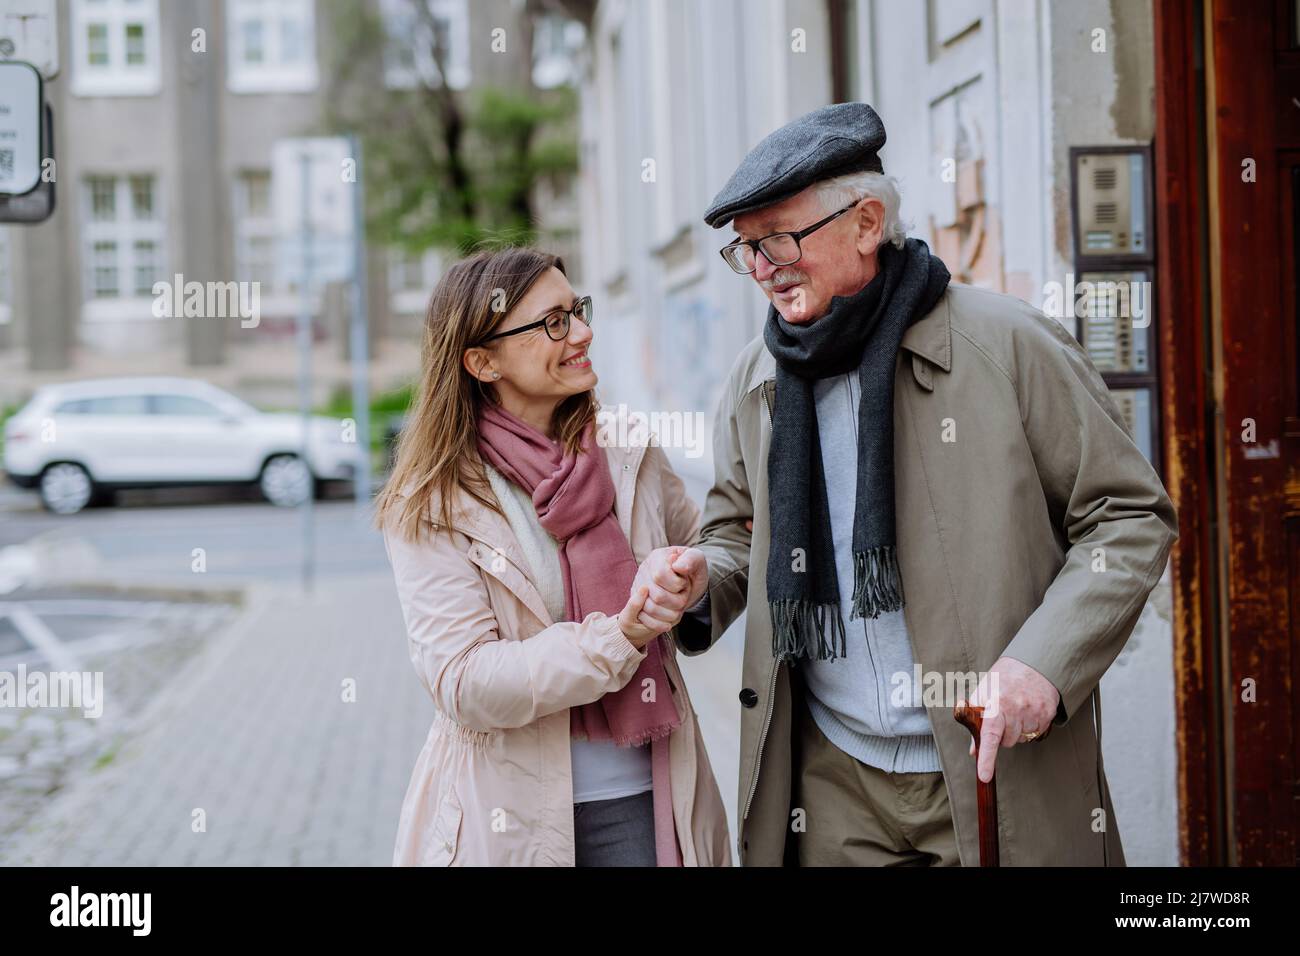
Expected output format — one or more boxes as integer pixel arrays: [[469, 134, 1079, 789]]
[[953, 703, 999, 867]]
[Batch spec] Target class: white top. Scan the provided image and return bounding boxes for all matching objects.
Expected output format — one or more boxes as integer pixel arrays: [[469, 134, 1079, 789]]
[[484, 463, 653, 804]]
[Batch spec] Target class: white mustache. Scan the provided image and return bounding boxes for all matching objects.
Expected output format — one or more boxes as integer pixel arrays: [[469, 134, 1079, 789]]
[[760, 268, 808, 292]]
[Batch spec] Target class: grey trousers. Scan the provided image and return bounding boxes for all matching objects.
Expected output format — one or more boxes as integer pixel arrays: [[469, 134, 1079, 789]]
[[572, 790, 657, 867]]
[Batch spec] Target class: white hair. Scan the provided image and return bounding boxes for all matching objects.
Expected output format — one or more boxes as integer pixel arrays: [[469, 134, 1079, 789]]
[[810, 170, 910, 250]]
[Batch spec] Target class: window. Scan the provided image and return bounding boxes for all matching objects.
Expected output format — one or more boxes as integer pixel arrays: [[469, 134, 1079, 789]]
[[54, 399, 95, 415], [90, 395, 150, 415], [381, 0, 470, 90], [81, 174, 165, 306], [70, 0, 161, 96], [227, 0, 318, 93], [57, 395, 150, 416], [388, 246, 442, 314], [234, 171, 277, 291], [532, 14, 584, 89], [150, 395, 222, 416]]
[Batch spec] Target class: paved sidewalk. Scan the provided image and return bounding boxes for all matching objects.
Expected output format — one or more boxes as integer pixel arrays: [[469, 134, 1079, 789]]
[[4, 572, 428, 865], [4, 568, 745, 866]]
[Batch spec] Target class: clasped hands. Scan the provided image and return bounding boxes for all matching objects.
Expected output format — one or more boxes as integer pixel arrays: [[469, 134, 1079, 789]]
[[617, 547, 709, 648]]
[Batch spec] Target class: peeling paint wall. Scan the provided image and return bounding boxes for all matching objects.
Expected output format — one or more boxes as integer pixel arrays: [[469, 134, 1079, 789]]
[[1046, 0, 1157, 275]]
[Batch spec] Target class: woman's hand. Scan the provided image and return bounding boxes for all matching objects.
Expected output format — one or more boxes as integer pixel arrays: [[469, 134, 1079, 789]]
[[618, 584, 675, 649]]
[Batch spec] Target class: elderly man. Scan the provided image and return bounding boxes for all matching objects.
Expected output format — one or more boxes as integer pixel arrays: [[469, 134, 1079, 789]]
[[633, 102, 1178, 866]]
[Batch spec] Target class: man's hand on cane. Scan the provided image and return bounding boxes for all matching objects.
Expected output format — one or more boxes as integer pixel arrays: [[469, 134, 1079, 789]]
[[959, 657, 1061, 783]]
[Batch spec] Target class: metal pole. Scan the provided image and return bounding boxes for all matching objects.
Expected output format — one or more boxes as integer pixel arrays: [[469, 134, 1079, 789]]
[[297, 150, 315, 594], [347, 133, 373, 513]]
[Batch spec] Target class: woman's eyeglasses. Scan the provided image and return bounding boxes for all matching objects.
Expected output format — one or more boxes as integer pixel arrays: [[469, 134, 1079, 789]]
[[479, 295, 594, 344]]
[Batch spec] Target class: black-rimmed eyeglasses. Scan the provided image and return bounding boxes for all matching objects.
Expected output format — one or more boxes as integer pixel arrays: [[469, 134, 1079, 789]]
[[479, 295, 594, 344], [719, 202, 859, 275]]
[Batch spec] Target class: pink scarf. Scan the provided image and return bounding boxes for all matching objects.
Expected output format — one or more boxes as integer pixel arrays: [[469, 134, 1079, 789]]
[[476, 402, 683, 867]]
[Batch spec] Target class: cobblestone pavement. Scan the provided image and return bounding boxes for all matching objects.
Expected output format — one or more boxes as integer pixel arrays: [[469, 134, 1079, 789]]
[[2, 573, 430, 866], [3, 569, 744, 866], [0, 592, 241, 860]]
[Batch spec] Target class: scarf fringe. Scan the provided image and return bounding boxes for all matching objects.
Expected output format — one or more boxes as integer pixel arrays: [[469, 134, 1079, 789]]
[[850, 545, 905, 620], [770, 598, 847, 662]]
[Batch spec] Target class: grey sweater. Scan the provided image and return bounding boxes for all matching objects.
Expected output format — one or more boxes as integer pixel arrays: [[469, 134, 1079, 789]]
[[799, 371, 941, 772]]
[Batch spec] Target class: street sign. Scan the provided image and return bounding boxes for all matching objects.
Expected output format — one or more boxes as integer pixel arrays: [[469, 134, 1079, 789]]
[[0, 0, 58, 79], [0, 59, 42, 195], [0, 100, 53, 222], [272, 137, 355, 290]]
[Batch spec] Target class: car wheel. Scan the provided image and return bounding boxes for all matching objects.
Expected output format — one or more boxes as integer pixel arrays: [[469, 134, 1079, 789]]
[[260, 454, 313, 507], [39, 463, 96, 515]]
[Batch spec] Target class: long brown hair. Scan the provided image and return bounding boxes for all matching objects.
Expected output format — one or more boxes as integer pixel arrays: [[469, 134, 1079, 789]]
[[374, 247, 597, 542]]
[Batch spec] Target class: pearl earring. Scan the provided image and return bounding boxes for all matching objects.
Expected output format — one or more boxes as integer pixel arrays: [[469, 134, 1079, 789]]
[[491, 372, 500, 380]]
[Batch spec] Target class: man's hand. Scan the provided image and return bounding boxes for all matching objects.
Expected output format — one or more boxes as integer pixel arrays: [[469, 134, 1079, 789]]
[[629, 546, 708, 631], [960, 657, 1061, 783]]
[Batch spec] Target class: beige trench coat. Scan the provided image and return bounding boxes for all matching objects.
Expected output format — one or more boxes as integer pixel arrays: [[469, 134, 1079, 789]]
[[679, 282, 1178, 866], [382, 421, 732, 866]]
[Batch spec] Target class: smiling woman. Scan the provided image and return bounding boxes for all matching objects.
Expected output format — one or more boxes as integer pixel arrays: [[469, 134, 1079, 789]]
[[372, 246, 731, 868]]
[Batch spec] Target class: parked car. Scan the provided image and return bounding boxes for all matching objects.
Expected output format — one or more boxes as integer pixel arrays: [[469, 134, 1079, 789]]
[[2, 377, 363, 514]]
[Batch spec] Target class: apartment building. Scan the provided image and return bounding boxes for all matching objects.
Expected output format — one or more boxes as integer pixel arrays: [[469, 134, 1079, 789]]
[[0, 0, 583, 404]]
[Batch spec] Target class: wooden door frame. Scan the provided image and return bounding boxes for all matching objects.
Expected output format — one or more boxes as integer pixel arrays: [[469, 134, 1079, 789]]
[[1154, 0, 1225, 867], [1154, 0, 1297, 865]]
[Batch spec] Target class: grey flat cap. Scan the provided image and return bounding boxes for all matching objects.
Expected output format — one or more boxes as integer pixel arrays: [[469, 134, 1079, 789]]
[[703, 102, 886, 229]]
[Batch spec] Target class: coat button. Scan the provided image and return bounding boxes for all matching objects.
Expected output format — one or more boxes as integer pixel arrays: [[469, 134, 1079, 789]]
[[739, 688, 758, 708]]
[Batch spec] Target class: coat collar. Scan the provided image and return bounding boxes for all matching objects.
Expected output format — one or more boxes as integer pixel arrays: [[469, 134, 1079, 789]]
[[743, 285, 954, 395]]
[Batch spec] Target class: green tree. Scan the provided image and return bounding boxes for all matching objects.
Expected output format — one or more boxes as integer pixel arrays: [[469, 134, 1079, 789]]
[[321, 0, 581, 257]]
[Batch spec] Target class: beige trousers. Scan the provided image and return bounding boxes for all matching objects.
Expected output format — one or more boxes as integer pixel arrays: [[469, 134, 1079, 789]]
[[793, 694, 961, 866]]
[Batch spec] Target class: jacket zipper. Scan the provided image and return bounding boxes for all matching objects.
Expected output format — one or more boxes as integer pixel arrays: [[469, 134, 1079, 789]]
[[741, 378, 780, 824]]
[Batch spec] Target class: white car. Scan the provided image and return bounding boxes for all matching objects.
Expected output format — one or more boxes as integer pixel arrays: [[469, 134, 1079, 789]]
[[3, 377, 364, 514]]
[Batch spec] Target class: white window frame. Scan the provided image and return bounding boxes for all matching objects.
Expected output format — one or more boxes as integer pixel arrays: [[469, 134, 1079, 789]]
[[226, 0, 319, 94], [532, 14, 584, 89], [233, 170, 277, 293], [232, 170, 305, 320], [387, 245, 442, 315], [70, 0, 162, 97], [381, 0, 470, 91], [80, 173, 167, 322]]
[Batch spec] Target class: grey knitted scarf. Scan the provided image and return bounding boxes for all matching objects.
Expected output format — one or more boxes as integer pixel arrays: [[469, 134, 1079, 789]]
[[762, 237, 950, 662]]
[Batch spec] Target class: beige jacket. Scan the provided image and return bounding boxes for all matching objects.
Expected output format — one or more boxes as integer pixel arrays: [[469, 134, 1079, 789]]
[[382, 423, 732, 866], [679, 282, 1178, 866]]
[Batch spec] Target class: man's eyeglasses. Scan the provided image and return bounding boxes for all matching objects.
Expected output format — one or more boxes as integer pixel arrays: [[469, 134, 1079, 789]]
[[479, 295, 594, 344], [718, 201, 859, 275]]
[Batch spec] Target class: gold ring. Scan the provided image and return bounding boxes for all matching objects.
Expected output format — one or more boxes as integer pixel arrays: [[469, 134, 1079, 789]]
[[1021, 731, 1039, 742]]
